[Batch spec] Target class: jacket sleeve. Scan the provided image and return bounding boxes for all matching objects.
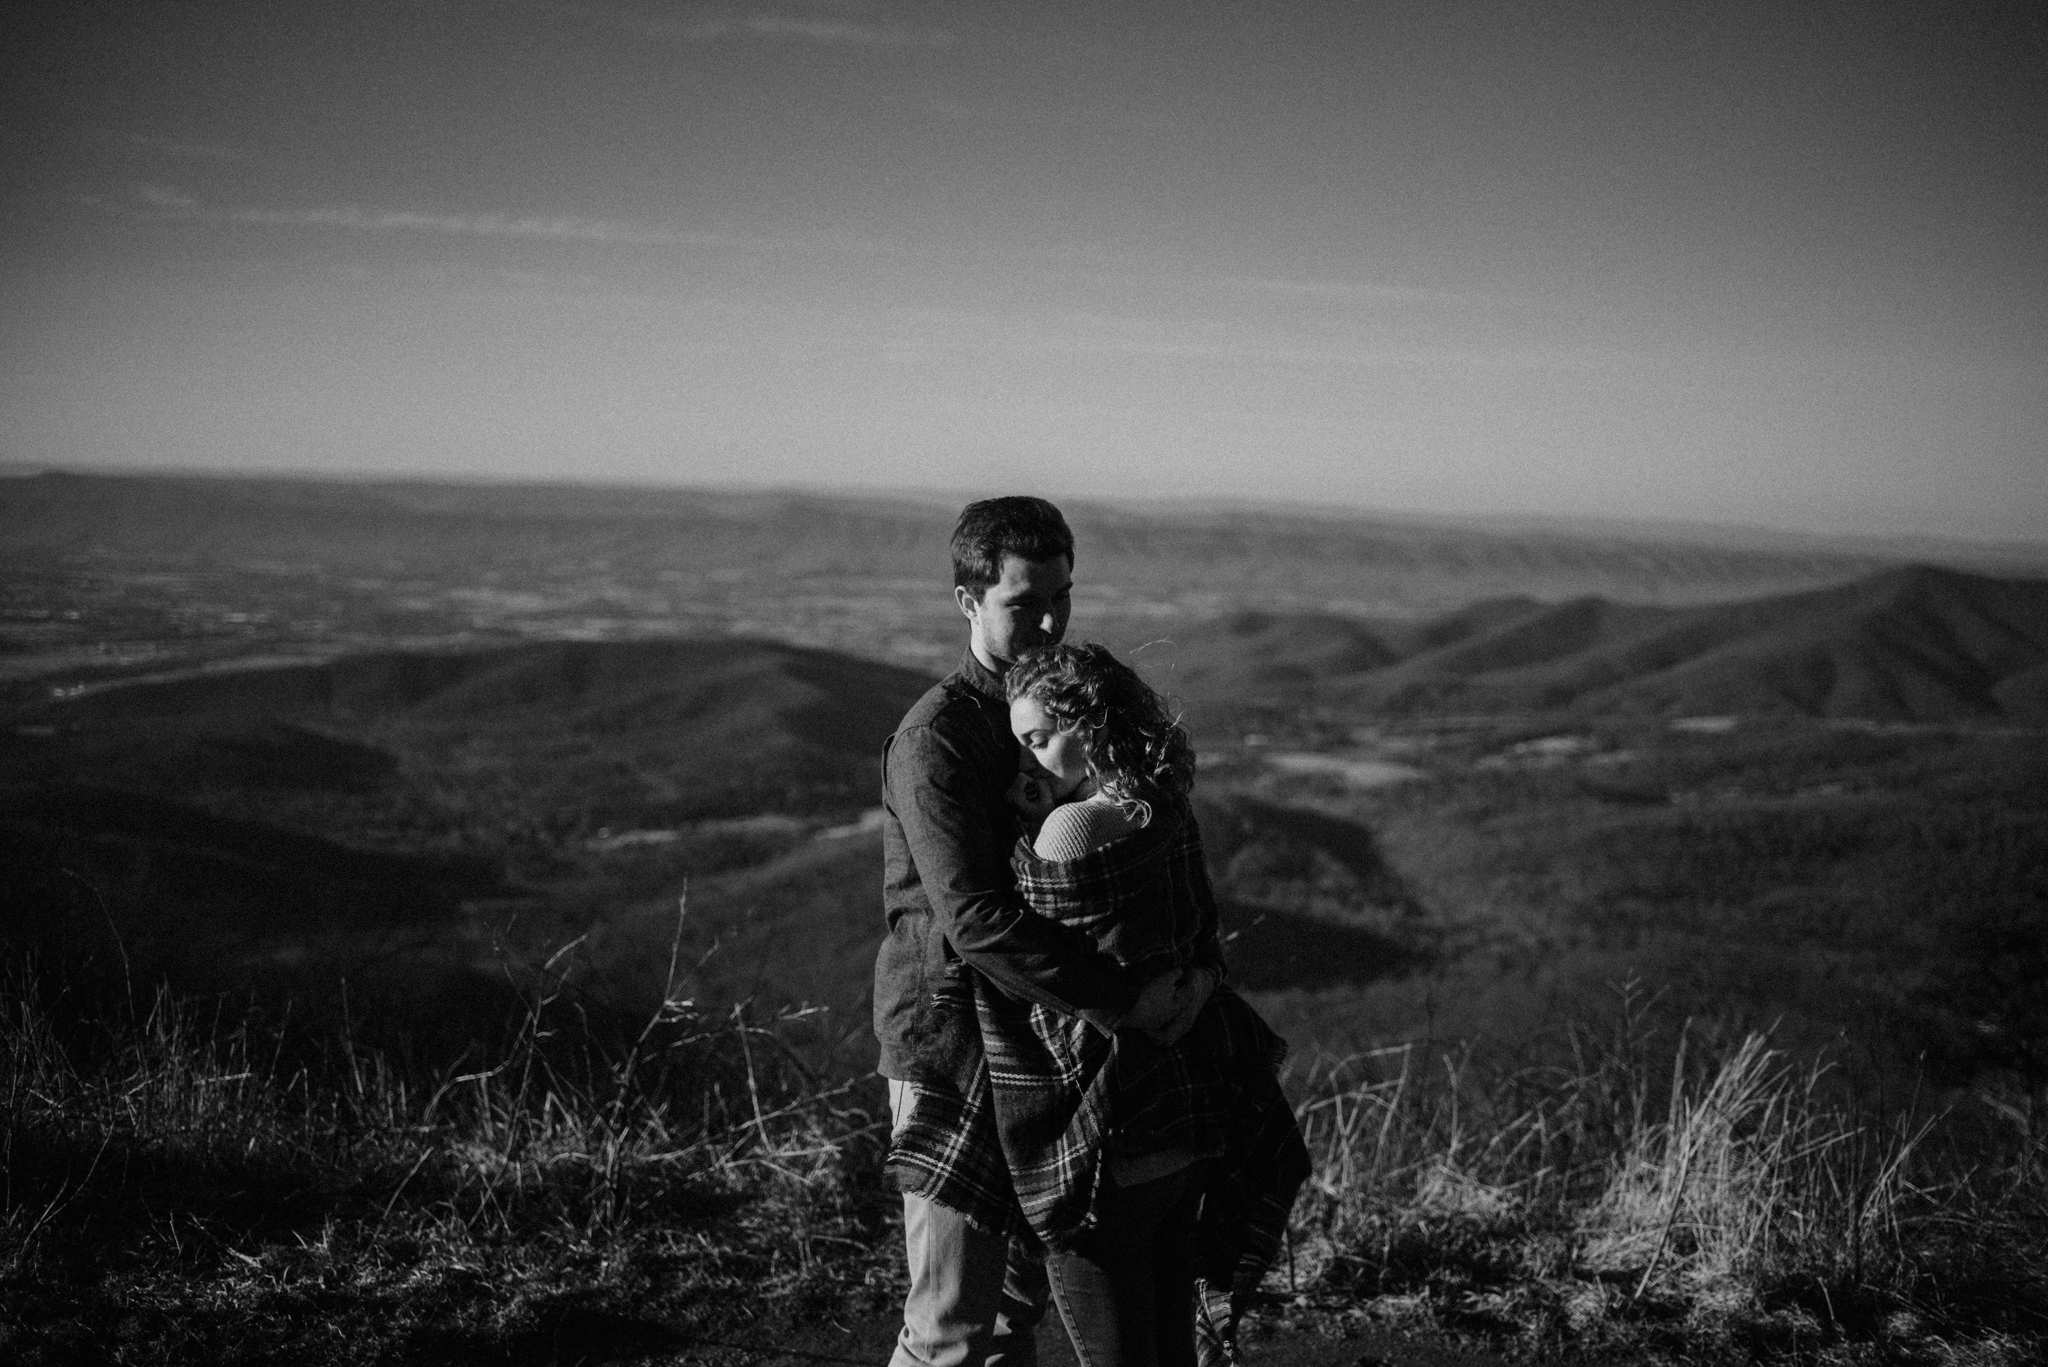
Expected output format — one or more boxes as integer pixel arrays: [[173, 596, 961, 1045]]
[[888, 720, 1137, 1030]]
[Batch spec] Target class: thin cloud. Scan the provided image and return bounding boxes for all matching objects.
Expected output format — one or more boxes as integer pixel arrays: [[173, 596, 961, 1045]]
[[123, 185, 736, 247], [866, 319, 1606, 373], [860, 304, 1588, 371], [524, 2, 955, 48], [993, 336, 1607, 372], [1209, 274, 1495, 307], [740, 14, 954, 47]]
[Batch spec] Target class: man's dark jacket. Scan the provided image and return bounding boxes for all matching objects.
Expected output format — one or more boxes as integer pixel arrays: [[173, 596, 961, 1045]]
[[873, 649, 1137, 1086]]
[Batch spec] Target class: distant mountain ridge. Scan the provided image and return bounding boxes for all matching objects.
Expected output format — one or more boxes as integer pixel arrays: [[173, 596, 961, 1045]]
[[1153, 564, 2048, 723], [13, 469, 2042, 620]]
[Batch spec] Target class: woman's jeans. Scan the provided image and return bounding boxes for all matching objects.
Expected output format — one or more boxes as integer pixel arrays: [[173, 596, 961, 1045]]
[[1046, 1165, 1204, 1367]]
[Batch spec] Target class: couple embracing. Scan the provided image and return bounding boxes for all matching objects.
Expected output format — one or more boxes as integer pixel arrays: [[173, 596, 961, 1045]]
[[873, 497, 1308, 1367]]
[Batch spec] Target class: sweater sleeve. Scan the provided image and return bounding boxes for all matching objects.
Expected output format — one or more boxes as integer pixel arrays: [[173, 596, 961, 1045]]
[[1033, 798, 1144, 861]]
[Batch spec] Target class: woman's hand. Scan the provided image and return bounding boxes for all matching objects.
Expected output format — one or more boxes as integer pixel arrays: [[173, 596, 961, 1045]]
[[1121, 968, 1187, 1033], [1145, 966, 1216, 1046], [1122, 965, 1216, 1041]]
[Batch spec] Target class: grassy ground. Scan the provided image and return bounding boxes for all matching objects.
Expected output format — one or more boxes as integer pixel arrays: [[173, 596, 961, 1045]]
[[1, 951, 905, 1365], [4, 954, 2043, 1366], [1286, 993, 2048, 1363]]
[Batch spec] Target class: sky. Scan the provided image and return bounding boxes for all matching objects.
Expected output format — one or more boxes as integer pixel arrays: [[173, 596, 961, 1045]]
[[4, 0, 2045, 541]]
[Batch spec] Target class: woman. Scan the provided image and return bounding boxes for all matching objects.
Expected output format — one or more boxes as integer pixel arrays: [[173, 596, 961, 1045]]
[[984, 642, 1307, 1367]]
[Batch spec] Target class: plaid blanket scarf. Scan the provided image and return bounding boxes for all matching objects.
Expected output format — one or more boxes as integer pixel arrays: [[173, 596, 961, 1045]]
[[888, 801, 1308, 1301]]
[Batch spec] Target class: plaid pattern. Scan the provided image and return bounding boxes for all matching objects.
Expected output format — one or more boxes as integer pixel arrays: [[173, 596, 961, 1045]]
[[1189, 1048, 1311, 1298], [1011, 795, 1222, 985], [888, 800, 1308, 1287], [885, 1061, 1023, 1239]]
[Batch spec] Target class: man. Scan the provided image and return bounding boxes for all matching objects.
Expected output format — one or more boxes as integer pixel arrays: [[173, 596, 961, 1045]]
[[875, 497, 1205, 1367]]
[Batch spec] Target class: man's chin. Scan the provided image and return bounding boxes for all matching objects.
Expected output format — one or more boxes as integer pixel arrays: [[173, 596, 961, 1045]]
[[982, 635, 1056, 671]]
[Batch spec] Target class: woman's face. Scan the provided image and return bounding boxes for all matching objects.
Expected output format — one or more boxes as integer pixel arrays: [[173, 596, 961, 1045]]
[[1010, 695, 1093, 801]]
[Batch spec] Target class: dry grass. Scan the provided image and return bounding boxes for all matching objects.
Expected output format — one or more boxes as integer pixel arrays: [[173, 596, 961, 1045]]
[[6, 951, 2046, 1364], [0, 923, 902, 1365], [1285, 988, 2048, 1361]]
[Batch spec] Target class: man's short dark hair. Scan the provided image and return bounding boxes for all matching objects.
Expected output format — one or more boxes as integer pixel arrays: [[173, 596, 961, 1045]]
[[951, 497, 1075, 598]]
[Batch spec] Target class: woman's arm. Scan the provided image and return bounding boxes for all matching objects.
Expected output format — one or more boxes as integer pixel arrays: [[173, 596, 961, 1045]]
[[1032, 798, 1143, 861]]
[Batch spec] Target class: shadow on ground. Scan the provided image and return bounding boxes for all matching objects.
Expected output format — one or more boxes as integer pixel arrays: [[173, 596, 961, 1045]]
[[657, 1310, 1503, 1367]]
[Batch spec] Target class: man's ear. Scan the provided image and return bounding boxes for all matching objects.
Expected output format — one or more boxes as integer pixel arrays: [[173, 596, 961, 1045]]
[[955, 584, 980, 621]]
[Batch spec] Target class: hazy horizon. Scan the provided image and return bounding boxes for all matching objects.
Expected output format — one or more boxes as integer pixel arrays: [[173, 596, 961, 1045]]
[[17, 459, 2048, 560], [6, 1, 2044, 541]]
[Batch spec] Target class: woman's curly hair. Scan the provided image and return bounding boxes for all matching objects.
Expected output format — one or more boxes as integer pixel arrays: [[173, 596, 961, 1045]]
[[1005, 642, 1195, 824]]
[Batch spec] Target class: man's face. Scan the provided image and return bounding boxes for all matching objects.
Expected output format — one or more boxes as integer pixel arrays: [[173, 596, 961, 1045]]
[[957, 554, 1072, 670]]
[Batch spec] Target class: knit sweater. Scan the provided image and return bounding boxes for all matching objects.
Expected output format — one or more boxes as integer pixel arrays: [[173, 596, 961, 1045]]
[[1032, 792, 1145, 861]]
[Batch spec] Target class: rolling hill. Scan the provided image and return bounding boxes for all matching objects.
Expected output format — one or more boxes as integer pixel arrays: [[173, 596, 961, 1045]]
[[0, 638, 937, 1031], [1138, 610, 1404, 693], [1151, 565, 2048, 724], [7, 569, 2042, 1069], [11, 636, 936, 825]]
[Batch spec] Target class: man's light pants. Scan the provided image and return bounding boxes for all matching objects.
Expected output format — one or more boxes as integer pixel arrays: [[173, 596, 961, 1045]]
[[888, 1079, 1049, 1367]]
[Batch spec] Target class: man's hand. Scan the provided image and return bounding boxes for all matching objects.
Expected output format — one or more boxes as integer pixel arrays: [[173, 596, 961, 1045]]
[[1146, 966, 1216, 1046], [1006, 771, 1062, 827], [1121, 967, 1189, 1033]]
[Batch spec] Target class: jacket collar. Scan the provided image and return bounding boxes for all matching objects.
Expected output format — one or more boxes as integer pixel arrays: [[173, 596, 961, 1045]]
[[956, 646, 1007, 704]]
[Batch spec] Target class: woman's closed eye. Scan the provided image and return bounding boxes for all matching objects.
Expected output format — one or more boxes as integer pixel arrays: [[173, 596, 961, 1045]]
[[1009, 695, 1091, 799]]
